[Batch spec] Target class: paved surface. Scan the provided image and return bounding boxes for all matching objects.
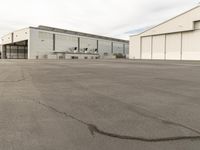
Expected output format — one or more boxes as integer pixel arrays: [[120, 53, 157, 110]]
[[0, 59, 200, 150]]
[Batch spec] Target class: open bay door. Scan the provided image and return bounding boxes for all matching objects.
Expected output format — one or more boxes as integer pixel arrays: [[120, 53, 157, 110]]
[[1, 28, 29, 59], [2, 40, 28, 59]]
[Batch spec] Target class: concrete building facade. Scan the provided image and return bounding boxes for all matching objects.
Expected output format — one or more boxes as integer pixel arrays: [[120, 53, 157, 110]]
[[130, 5, 200, 60], [1, 26, 129, 59]]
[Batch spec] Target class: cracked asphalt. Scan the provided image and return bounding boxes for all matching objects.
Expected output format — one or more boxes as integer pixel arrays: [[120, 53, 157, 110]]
[[0, 59, 200, 149]]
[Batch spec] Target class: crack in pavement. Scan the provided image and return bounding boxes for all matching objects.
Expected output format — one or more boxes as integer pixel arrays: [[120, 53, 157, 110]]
[[33, 99, 200, 143], [60, 77, 200, 136], [49, 64, 200, 137], [78, 84, 200, 135]]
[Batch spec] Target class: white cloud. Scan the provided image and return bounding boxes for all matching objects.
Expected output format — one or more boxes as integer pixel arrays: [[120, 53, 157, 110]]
[[0, 0, 199, 40]]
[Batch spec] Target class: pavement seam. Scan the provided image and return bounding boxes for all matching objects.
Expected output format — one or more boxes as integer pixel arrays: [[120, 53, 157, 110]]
[[32, 99, 200, 143]]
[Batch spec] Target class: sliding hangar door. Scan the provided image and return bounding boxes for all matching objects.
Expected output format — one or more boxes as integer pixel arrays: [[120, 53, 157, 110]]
[[141, 29, 200, 60]]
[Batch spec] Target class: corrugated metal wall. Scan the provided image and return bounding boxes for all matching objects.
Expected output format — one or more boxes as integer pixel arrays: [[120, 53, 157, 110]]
[[113, 42, 124, 54], [80, 37, 97, 52], [29, 29, 129, 59], [55, 34, 78, 52], [98, 40, 112, 55]]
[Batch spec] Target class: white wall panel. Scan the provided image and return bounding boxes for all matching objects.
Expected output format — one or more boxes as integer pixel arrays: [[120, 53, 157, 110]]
[[38, 31, 53, 52], [141, 36, 152, 59], [166, 33, 181, 60], [182, 30, 200, 60], [152, 35, 165, 59], [98, 40, 112, 55], [113, 42, 123, 54], [29, 30, 53, 59], [80, 38, 97, 52], [13, 28, 29, 43], [129, 36, 140, 59], [55, 34, 78, 52], [1, 33, 12, 44]]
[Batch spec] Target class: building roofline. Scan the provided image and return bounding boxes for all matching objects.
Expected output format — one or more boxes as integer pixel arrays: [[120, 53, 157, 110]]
[[130, 5, 200, 37], [30, 25, 129, 43], [1, 27, 29, 38]]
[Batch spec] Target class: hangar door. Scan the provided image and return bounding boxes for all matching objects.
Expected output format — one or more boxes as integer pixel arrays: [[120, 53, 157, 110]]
[[182, 30, 200, 60], [152, 35, 165, 59], [141, 37, 152, 59], [166, 33, 181, 60], [2, 41, 28, 59]]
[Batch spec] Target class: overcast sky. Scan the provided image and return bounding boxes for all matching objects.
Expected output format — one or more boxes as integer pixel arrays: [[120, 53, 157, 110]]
[[0, 0, 199, 40]]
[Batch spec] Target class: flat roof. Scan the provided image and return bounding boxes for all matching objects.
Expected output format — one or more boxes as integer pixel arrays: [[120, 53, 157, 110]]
[[30, 25, 129, 43]]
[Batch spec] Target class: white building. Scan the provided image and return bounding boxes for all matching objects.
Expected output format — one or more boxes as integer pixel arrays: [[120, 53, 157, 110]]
[[1, 26, 129, 59], [130, 5, 200, 60]]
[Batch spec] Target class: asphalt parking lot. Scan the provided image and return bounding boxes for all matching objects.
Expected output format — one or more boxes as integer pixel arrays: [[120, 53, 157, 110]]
[[0, 59, 200, 150]]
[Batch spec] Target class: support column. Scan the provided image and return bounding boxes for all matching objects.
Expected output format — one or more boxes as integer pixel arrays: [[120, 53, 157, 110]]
[[78, 37, 80, 52], [10, 45, 11, 59], [3, 45, 6, 59], [97, 40, 99, 53], [17, 46, 19, 59], [53, 34, 55, 51], [111, 42, 113, 54], [123, 43, 125, 55], [140, 37, 142, 59], [164, 34, 167, 60], [180, 33, 183, 60], [24, 46, 26, 59], [151, 36, 153, 60]]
